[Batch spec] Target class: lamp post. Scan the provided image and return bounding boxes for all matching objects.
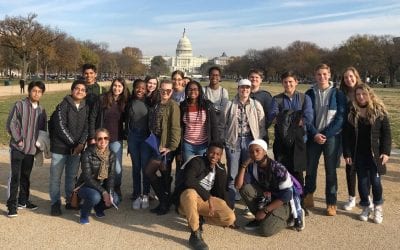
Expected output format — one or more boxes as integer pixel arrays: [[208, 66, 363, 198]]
[[36, 50, 39, 78]]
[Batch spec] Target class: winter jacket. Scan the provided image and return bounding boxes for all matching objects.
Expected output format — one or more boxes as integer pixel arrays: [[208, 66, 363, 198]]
[[77, 145, 116, 194], [50, 95, 89, 154], [305, 85, 347, 138], [172, 155, 231, 208], [343, 113, 392, 175]]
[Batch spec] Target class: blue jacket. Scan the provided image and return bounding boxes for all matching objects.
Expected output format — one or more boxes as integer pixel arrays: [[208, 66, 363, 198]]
[[305, 85, 347, 138]]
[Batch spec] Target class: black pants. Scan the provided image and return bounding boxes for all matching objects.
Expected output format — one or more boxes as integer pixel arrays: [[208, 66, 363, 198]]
[[7, 149, 34, 209], [345, 164, 357, 197]]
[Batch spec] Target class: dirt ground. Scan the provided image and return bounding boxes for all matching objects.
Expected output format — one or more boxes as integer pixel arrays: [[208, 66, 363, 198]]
[[0, 148, 399, 249]]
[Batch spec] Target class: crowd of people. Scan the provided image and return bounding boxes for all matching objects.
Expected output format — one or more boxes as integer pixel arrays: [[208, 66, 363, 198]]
[[5, 63, 392, 250]]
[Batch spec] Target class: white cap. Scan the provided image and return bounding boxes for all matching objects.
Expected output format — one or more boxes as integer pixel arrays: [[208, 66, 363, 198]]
[[248, 139, 268, 152], [238, 79, 251, 87]]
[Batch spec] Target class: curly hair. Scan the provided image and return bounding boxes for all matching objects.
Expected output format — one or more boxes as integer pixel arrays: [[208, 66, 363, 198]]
[[348, 83, 388, 125]]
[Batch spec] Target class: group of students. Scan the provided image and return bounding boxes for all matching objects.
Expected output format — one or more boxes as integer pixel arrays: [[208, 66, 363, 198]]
[[5, 63, 392, 250]]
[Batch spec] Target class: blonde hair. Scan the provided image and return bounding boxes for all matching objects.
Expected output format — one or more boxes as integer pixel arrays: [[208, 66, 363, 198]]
[[348, 83, 388, 125], [339, 67, 363, 95]]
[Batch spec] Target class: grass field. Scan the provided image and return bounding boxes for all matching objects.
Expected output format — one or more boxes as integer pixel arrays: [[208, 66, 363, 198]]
[[0, 81, 398, 149]]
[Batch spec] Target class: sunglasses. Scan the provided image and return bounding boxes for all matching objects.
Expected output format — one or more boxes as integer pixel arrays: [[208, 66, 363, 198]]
[[160, 89, 172, 94], [96, 136, 109, 141]]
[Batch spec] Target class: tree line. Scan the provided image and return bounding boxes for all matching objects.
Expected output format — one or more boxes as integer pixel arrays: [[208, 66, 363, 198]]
[[1, 13, 399, 86]]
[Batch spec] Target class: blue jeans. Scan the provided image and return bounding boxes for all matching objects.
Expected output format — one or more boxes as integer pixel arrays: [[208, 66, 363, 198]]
[[182, 140, 208, 163], [78, 186, 120, 217], [304, 134, 340, 205], [356, 153, 383, 206], [49, 153, 80, 205], [128, 129, 151, 198], [226, 136, 253, 191], [109, 141, 123, 187]]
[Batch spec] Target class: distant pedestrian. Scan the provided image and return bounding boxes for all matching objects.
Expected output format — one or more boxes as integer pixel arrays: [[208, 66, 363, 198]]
[[6, 80, 47, 217], [19, 79, 25, 94]]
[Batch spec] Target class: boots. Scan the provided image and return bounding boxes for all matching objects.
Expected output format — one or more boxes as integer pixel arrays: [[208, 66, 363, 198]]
[[149, 175, 171, 215], [189, 230, 208, 250]]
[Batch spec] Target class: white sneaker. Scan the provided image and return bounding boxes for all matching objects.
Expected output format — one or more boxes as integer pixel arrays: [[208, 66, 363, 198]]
[[359, 206, 371, 221], [242, 206, 253, 216], [343, 196, 356, 211], [132, 197, 141, 210], [369, 196, 374, 211], [373, 205, 383, 224], [141, 195, 149, 209]]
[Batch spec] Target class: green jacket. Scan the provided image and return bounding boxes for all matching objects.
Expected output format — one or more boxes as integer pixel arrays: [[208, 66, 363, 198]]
[[159, 99, 181, 151]]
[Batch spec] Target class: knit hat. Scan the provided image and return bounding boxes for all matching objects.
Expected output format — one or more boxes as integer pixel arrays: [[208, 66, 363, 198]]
[[248, 139, 268, 152]]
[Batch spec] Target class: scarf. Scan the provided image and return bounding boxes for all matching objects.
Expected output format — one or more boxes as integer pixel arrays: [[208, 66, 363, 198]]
[[95, 147, 110, 181]]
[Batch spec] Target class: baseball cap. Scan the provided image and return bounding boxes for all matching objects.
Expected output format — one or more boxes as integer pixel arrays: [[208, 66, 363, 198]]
[[238, 79, 251, 87]]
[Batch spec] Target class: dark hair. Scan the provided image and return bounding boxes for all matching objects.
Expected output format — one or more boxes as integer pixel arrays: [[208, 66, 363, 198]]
[[144, 76, 159, 106], [102, 77, 130, 111], [248, 69, 264, 79], [82, 63, 97, 73], [71, 79, 86, 91], [132, 78, 146, 99], [280, 70, 299, 81], [182, 80, 208, 120], [171, 70, 185, 79], [144, 75, 159, 88], [208, 66, 221, 76], [28, 80, 46, 93], [183, 76, 192, 81], [208, 141, 224, 150]]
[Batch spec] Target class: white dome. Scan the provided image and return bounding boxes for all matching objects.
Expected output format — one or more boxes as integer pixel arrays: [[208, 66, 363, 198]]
[[176, 29, 193, 57]]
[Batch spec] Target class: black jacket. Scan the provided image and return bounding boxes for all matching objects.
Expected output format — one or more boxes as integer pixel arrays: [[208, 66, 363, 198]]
[[343, 115, 392, 175], [180, 99, 221, 145], [173, 156, 232, 208], [50, 95, 88, 154], [77, 145, 116, 194]]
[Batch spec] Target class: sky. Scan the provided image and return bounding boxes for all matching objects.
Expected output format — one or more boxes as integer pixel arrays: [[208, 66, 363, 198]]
[[1, 0, 400, 58]]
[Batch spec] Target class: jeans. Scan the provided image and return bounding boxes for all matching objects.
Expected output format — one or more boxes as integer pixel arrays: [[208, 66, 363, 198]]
[[356, 153, 383, 206], [78, 186, 120, 217], [49, 153, 80, 205], [182, 140, 208, 163], [128, 129, 151, 198], [7, 149, 34, 209], [304, 134, 340, 205], [226, 136, 253, 192], [109, 141, 123, 188]]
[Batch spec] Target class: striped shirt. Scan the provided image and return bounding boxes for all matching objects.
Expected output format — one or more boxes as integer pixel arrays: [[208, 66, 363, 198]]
[[183, 105, 207, 145]]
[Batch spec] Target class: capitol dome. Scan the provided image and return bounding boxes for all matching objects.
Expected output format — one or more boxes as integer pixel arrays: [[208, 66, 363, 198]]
[[176, 29, 193, 57]]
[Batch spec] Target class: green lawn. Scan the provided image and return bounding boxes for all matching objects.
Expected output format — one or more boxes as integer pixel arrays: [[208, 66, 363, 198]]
[[1, 81, 399, 149]]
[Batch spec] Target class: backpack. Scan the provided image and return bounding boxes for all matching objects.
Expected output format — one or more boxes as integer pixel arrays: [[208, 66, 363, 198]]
[[274, 93, 305, 147]]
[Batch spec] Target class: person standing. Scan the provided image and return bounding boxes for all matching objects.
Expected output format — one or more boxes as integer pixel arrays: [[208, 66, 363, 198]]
[[49, 79, 89, 216], [145, 80, 181, 215], [6, 80, 47, 217], [171, 70, 186, 104], [89, 77, 130, 200], [248, 69, 273, 145], [343, 84, 391, 224], [144, 75, 159, 107], [219, 79, 265, 205], [19, 79, 25, 94], [203, 66, 229, 117], [126, 79, 152, 210], [82, 63, 106, 114], [303, 64, 347, 216]]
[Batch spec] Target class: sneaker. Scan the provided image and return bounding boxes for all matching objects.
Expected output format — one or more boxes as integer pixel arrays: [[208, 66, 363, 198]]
[[369, 196, 374, 211], [326, 205, 337, 216], [303, 193, 314, 208], [242, 206, 253, 216], [51, 202, 62, 216], [359, 206, 371, 221], [79, 216, 90, 225], [7, 208, 18, 218], [141, 195, 149, 209], [95, 210, 105, 218], [189, 230, 209, 250], [244, 220, 260, 231], [294, 209, 305, 231], [132, 197, 141, 210], [18, 201, 38, 210], [343, 196, 356, 211], [373, 205, 383, 224]]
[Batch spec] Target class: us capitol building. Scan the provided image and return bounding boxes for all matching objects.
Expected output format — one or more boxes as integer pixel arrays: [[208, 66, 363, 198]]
[[140, 29, 230, 74]]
